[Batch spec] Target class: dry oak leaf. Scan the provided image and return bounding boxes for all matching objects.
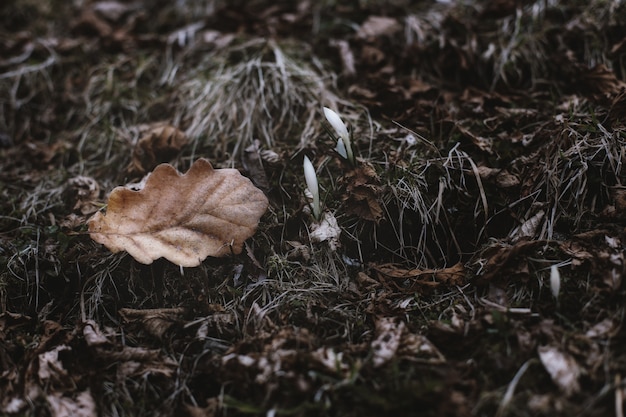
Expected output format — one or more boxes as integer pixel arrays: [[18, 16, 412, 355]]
[[88, 158, 268, 266], [127, 124, 188, 175], [341, 162, 384, 222]]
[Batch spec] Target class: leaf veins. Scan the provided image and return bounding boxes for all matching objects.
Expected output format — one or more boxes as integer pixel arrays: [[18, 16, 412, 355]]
[[88, 158, 268, 266]]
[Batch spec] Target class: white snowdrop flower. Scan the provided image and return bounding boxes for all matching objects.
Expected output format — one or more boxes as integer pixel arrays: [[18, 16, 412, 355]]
[[323, 107, 349, 140], [550, 264, 560, 299], [335, 137, 348, 159], [303, 155, 320, 220], [323, 107, 354, 164]]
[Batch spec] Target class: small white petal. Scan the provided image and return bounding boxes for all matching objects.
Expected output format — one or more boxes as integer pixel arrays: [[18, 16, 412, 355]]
[[303, 156, 320, 219], [550, 265, 560, 299], [303, 156, 318, 196], [323, 107, 349, 140], [335, 138, 347, 159]]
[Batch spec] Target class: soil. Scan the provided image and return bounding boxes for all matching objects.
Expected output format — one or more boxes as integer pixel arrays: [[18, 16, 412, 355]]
[[1, 1, 626, 416]]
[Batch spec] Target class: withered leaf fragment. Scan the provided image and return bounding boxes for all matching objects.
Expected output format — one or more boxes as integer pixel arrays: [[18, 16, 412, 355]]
[[341, 162, 383, 222], [119, 307, 187, 339], [88, 158, 268, 266], [374, 262, 466, 292], [127, 125, 188, 175]]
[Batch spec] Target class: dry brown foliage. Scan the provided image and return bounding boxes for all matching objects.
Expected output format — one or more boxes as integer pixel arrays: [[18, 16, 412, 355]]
[[3, 1, 626, 416], [88, 158, 268, 266], [126, 125, 188, 176]]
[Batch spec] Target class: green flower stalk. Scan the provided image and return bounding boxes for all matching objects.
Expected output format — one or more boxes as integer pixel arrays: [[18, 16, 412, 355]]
[[303, 155, 321, 220], [323, 107, 354, 165]]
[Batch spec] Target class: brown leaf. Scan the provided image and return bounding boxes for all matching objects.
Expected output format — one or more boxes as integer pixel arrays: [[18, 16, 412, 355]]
[[397, 332, 445, 364], [47, 391, 97, 417], [360, 45, 385, 67], [371, 317, 404, 367], [341, 163, 384, 222], [601, 188, 626, 219], [330, 39, 356, 76], [88, 158, 268, 266], [357, 16, 401, 39], [537, 345, 581, 397], [24, 140, 74, 168], [560, 240, 594, 267], [72, 9, 112, 38], [433, 263, 466, 286], [242, 139, 269, 190], [477, 166, 520, 188], [65, 176, 100, 215], [93, 1, 134, 22], [185, 399, 220, 417], [512, 210, 545, 240], [309, 211, 341, 251], [119, 307, 187, 339], [495, 170, 520, 188], [127, 125, 188, 175], [82, 320, 109, 347], [374, 262, 466, 291], [577, 64, 626, 102], [477, 240, 546, 284], [456, 124, 493, 154], [585, 318, 619, 339], [0, 312, 32, 338], [38, 345, 71, 382]]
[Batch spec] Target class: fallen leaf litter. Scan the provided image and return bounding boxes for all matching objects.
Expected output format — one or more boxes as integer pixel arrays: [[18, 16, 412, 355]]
[[88, 158, 268, 266]]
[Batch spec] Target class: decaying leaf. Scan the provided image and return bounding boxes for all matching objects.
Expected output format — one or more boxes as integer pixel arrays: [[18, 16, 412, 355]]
[[81, 321, 176, 378], [311, 347, 350, 376], [65, 176, 100, 215], [47, 391, 96, 417], [127, 125, 188, 175], [329, 39, 356, 76], [398, 332, 446, 364], [371, 317, 404, 367], [119, 307, 187, 339], [340, 163, 384, 222], [476, 166, 520, 188], [477, 240, 547, 284], [222, 327, 315, 386], [357, 16, 402, 39], [559, 240, 595, 267], [456, 124, 493, 154], [83, 320, 110, 347], [538, 345, 580, 396], [585, 318, 618, 339], [374, 262, 466, 292], [88, 158, 268, 267], [309, 211, 341, 251], [38, 345, 71, 382], [511, 210, 545, 240], [576, 63, 626, 103], [242, 139, 269, 190]]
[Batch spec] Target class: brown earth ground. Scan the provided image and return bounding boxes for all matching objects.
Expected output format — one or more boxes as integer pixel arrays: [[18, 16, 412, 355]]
[[1, 1, 626, 416]]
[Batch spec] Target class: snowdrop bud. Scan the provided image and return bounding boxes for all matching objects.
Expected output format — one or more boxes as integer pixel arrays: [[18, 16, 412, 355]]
[[550, 265, 560, 299], [323, 107, 354, 164], [323, 107, 349, 141], [335, 138, 348, 159], [303, 156, 320, 220]]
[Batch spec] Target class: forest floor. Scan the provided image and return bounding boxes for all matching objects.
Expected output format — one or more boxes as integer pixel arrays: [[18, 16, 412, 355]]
[[1, 1, 626, 416]]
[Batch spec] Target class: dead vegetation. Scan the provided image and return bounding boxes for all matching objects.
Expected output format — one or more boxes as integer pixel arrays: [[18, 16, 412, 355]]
[[1, 0, 626, 416]]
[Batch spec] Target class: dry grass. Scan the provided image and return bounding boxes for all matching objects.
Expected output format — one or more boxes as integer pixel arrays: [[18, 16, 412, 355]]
[[172, 38, 339, 162], [1, 0, 626, 416]]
